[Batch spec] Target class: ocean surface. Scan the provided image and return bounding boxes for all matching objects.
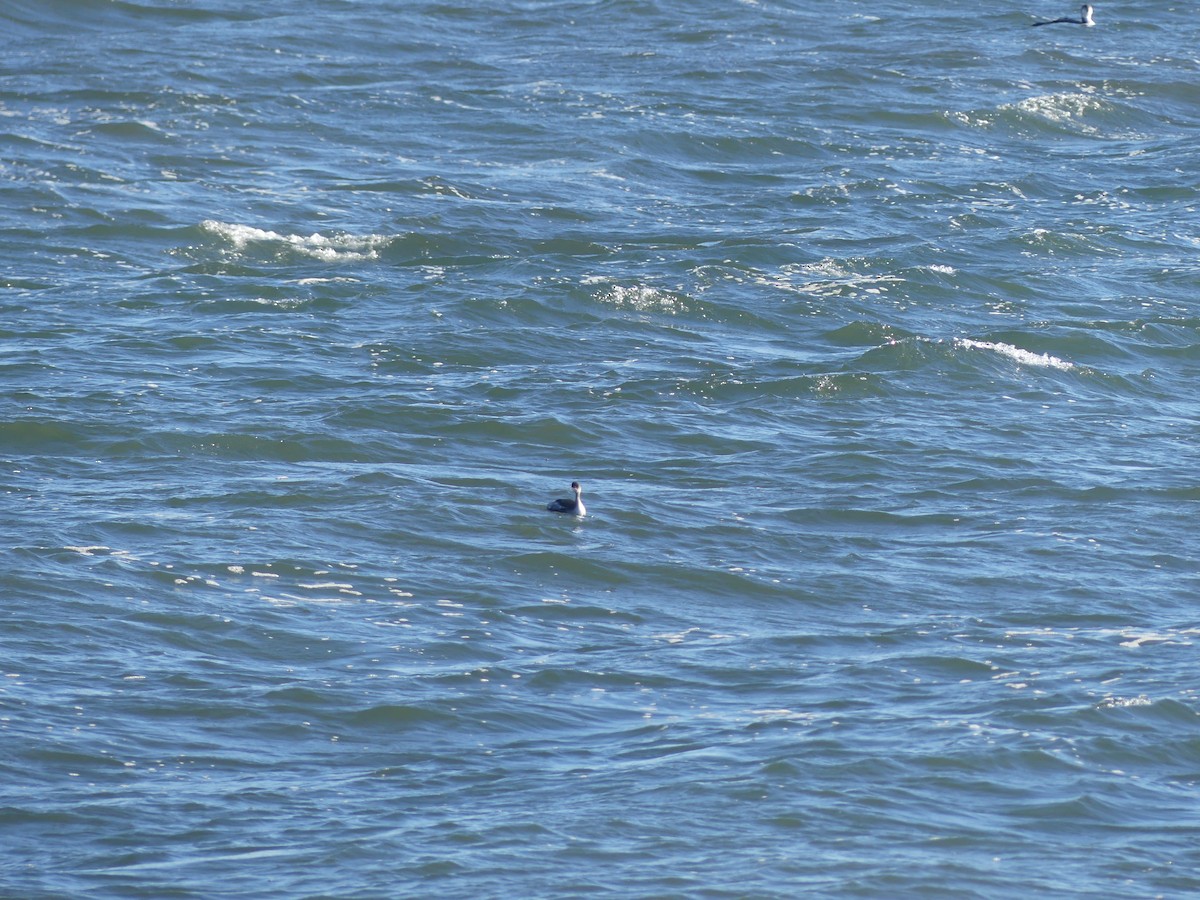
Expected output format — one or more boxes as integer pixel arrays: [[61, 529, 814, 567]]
[[4, 0, 1200, 896]]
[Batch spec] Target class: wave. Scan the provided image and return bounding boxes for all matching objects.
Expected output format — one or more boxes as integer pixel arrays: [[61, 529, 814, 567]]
[[0, 417, 395, 464], [0, 0, 260, 34], [854, 334, 1080, 378], [951, 91, 1166, 142], [197, 220, 395, 264], [192, 220, 525, 269], [954, 338, 1074, 371], [834, 332, 1181, 400]]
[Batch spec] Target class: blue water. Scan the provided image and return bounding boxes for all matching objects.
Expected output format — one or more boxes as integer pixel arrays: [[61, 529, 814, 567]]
[[4, 1, 1200, 896]]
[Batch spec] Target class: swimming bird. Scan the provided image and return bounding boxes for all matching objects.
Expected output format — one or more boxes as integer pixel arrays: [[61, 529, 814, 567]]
[[1032, 3, 1094, 25], [547, 481, 586, 516]]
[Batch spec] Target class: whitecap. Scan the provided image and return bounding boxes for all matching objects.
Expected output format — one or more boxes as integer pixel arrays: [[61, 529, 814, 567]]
[[956, 338, 1074, 371], [199, 219, 393, 262], [591, 280, 686, 314], [1119, 632, 1190, 649], [1008, 92, 1106, 130], [757, 260, 903, 298], [1098, 695, 1153, 708]]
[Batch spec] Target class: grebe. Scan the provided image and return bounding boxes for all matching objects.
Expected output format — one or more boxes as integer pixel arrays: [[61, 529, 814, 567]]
[[1032, 3, 1094, 25], [547, 481, 585, 516]]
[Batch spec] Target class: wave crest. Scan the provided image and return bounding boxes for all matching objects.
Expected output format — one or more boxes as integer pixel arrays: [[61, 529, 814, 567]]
[[199, 220, 394, 262]]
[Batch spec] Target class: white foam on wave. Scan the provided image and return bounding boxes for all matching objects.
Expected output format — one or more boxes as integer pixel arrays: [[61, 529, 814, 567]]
[[590, 279, 686, 314], [1007, 91, 1148, 139], [946, 91, 1104, 135], [200, 219, 392, 262], [957, 338, 1074, 371], [1119, 632, 1191, 649], [1012, 92, 1102, 124], [750, 259, 904, 298], [1098, 695, 1154, 707]]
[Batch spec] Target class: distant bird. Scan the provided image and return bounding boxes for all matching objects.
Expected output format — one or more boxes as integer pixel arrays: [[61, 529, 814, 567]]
[[547, 481, 586, 516], [1032, 3, 1094, 26]]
